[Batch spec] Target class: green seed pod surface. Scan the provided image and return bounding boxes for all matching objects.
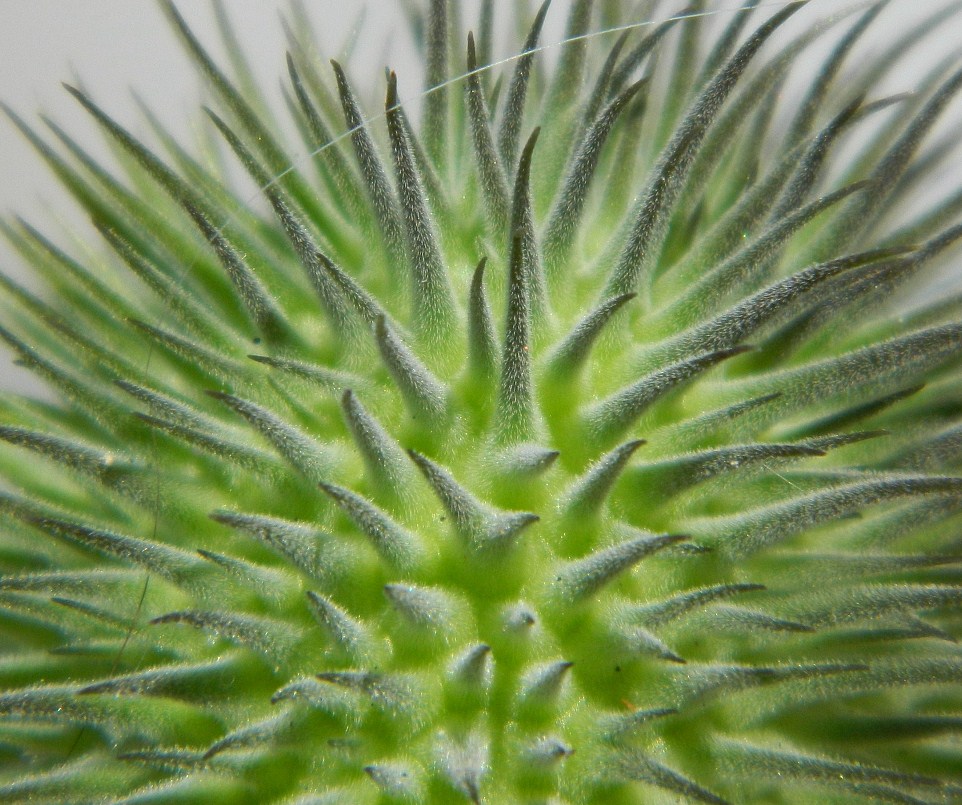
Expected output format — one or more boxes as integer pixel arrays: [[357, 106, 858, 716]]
[[2, 2, 962, 803]]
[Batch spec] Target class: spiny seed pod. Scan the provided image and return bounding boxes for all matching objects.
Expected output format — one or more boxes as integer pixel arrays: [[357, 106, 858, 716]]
[[2, 2, 962, 803]]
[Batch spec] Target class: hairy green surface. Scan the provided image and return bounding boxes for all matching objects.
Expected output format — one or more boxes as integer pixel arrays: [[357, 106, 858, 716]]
[[2, 1, 962, 802]]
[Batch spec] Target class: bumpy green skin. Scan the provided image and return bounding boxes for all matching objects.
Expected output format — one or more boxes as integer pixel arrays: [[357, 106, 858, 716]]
[[2, 1, 962, 803]]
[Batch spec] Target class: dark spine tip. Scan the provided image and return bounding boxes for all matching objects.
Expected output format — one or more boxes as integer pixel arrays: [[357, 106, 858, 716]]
[[845, 179, 871, 195], [522, 126, 542, 159], [467, 31, 477, 68], [201, 105, 222, 126], [77, 683, 104, 696], [406, 448, 428, 469], [317, 481, 336, 498], [61, 82, 83, 101], [720, 345, 754, 359], [386, 71, 399, 109], [626, 76, 650, 98]]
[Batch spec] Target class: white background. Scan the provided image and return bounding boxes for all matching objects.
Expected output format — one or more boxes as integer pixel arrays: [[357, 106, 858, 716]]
[[0, 1, 959, 395]]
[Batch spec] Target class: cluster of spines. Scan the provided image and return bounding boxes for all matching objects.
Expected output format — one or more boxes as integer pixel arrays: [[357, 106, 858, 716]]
[[1, 1, 962, 803]]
